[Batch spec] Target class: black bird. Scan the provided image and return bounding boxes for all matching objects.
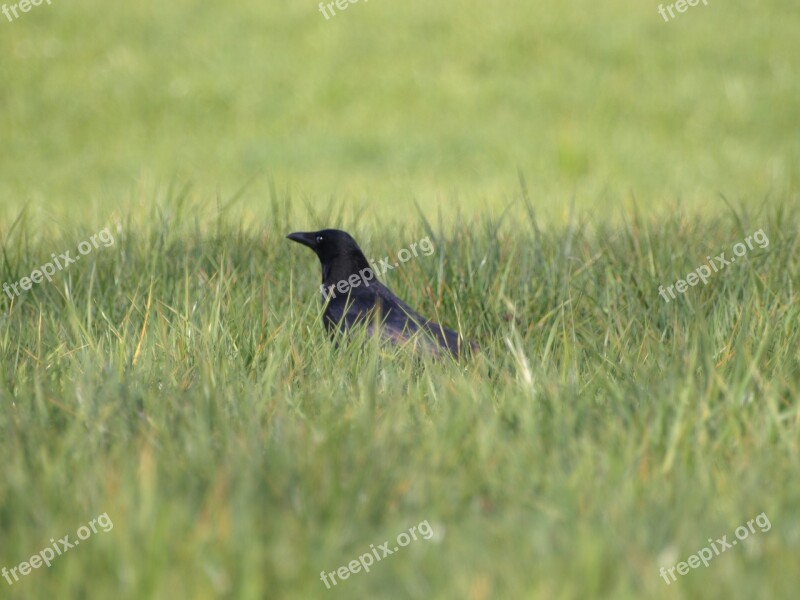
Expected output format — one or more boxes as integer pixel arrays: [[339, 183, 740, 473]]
[[287, 229, 473, 358]]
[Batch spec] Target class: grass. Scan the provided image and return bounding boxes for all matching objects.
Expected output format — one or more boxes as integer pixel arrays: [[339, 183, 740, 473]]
[[1, 0, 799, 219], [1, 197, 798, 599], [2, 0, 800, 597]]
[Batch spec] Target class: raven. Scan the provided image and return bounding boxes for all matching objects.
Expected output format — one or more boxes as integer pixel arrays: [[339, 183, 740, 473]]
[[287, 229, 473, 358]]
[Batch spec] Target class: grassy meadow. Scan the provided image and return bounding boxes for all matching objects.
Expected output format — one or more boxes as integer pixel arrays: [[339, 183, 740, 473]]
[[1, 0, 800, 599]]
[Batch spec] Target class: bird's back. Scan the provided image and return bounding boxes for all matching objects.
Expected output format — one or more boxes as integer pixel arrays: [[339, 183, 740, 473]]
[[322, 280, 465, 357]]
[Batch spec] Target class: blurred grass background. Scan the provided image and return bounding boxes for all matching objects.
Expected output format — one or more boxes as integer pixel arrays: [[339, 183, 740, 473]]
[[1, 0, 798, 222], [1, 0, 800, 599]]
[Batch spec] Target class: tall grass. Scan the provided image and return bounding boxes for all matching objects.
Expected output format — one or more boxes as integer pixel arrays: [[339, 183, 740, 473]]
[[1, 196, 798, 599]]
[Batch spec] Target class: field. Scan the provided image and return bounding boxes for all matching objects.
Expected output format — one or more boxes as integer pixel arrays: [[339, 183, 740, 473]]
[[1, 1, 799, 599]]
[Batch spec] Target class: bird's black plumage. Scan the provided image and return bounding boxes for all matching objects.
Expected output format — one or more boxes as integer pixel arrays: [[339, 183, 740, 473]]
[[287, 229, 472, 358]]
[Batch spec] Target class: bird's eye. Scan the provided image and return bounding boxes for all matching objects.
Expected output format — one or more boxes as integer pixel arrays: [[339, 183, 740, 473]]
[[315, 235, 324, 244]]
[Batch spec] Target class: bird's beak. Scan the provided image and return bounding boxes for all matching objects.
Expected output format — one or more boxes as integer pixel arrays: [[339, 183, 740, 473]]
[[286, 231, 317, 249]]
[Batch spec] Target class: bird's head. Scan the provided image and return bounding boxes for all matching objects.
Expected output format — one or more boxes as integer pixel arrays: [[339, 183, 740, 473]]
[[286, 229, 371, 282]]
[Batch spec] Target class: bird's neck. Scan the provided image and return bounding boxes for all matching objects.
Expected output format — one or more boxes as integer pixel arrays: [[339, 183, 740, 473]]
[[322, 252, 372, 286]]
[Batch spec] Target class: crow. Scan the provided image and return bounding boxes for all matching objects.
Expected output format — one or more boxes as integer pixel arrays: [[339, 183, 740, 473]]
[[286, 229, 473, 358]]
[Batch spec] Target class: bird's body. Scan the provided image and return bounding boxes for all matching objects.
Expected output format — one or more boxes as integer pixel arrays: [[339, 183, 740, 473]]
[[287, 229, 471, 358], [322, 276, 464, 356]]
